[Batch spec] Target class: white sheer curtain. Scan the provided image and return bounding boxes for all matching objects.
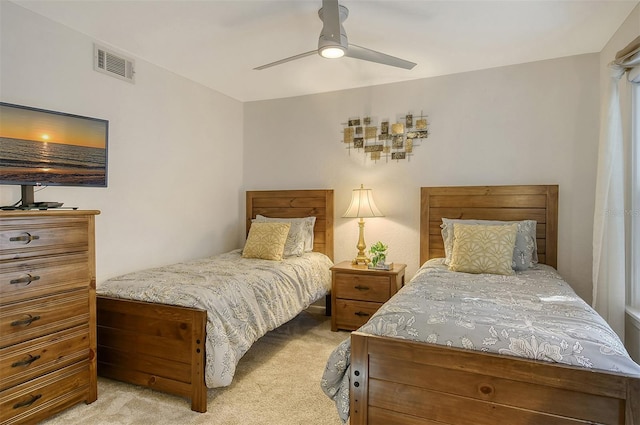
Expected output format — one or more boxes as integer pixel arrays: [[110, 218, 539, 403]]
[[593, 37, 640, 338]]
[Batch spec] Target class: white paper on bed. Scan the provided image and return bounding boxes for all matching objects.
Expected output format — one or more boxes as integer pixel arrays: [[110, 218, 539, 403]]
[[321, 259, 640, 422], [98, 249, 332, 388]]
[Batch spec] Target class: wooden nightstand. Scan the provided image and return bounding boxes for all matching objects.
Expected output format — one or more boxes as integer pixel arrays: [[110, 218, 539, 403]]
[[330, 261, 406, 331]]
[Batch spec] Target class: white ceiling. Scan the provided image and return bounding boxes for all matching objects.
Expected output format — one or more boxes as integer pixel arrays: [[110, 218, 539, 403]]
[[12, 0, 639, 102]]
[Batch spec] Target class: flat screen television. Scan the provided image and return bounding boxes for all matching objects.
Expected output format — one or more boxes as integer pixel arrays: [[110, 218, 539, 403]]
[[0, 102, 109, 208]]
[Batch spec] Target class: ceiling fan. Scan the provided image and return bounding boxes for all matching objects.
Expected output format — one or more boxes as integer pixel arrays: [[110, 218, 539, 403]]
[[254, 0, 417, 71]]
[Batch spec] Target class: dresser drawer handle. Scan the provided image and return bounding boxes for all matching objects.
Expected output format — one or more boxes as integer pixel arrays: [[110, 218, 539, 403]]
[[11, 315, 41, 327], [10, 274, 41, 285], [354, 311, 370, 317], [12, 354, 41, 368], [9, 233, 40, 243], [354, 285, 370, 291], [13, 394, 42, 409]]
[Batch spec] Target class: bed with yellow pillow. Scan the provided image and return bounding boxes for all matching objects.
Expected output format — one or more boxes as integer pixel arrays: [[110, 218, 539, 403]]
[[97, 189, 334, 412], [321, 185, 640, 425]]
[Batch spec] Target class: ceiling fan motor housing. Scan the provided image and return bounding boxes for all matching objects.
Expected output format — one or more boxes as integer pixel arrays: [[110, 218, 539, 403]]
[[318, 4, 349, 57]]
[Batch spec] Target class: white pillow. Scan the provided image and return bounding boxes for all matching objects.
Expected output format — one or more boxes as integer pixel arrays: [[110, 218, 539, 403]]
[[254, 215, 316, 252]]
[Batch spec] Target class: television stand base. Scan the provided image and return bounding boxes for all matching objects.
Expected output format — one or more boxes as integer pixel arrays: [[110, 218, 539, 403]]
[[1, 204, 78, 211], [24, 202, 64, 208]]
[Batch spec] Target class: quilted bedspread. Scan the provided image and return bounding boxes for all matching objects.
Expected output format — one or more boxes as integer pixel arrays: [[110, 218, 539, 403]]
[[321, 259, 640, 422], [98, 249, 332, 388]]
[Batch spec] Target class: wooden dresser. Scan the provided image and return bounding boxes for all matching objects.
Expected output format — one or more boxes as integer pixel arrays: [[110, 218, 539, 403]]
[[331, 261, 406, 331], [0, 210, 99, 424]]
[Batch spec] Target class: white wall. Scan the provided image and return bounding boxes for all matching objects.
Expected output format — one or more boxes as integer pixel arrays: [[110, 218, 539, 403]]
[[244, 54, 600, 303], [0, 2, 245, 282]]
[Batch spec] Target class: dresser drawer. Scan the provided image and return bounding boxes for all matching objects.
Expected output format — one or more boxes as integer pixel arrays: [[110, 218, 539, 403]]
[[0, 254, 89, 305], [334, 299, 382, 330], [0, 361, 90, 425], [0, 217, 89, 261], [334, 273, 390, 302], [1, 325, 90, 391], [0, 291, 89, 348]]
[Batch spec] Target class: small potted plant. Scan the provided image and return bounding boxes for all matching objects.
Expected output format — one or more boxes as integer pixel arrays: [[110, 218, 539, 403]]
[[369, 241, 388, 268]]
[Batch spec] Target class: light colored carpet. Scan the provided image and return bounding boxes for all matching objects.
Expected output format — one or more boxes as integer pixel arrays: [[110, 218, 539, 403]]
[[41, 310, 348, 425]]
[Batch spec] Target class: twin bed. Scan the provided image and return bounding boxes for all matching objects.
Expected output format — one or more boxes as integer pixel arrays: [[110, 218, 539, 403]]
[[95, 189, 334, 412], [322, 185, 640, 425]]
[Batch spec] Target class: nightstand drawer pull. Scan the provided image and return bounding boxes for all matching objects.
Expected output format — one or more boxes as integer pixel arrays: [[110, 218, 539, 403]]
[[12, 354, 41, 368], [11, 314, 41, 327], [354, 311, 370, 317], [13, 394, 42, 409], [9, 233, 40, 243], [10, 274, 41, 285], [354, 285, 370, 291]]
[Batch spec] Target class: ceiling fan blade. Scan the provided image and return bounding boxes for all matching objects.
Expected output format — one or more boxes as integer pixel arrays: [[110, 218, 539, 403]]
[[254, 50, 317, 70], [346, 44, 417, 70]]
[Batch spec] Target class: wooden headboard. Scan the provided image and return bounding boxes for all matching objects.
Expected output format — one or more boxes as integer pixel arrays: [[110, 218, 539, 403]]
[[420, 185, 558, 268], [246, 189, 334, 261]]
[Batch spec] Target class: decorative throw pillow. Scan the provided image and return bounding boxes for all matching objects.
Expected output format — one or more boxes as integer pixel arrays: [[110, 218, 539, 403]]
[[441, 218, 537, 271], [255, 215, 316, 252], [449, 223, 518, 275], [242, 222, 290, 261], [251, 218, 305, 257]]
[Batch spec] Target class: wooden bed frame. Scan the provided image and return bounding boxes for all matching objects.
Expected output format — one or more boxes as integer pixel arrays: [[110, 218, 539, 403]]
[[350, 185, 640, 425], [96, 189, 333, 412]]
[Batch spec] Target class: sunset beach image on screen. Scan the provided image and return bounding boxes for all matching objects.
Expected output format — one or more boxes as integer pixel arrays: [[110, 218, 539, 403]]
[[0, 103, 108, 187]]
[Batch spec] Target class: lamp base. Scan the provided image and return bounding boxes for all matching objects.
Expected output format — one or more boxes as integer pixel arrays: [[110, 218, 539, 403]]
[[351, 217, 370, 266], [351, 255, 370, 266]]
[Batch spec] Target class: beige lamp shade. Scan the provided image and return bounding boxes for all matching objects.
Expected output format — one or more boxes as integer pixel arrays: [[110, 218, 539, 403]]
[[343, 184, 384, 218]]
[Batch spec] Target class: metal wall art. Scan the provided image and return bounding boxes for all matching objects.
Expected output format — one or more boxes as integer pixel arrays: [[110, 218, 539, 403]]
[[342, 112, 429, 163]]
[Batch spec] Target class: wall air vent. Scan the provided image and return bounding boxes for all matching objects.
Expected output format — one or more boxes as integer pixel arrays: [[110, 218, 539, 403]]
[[94, 44, 135, 83]]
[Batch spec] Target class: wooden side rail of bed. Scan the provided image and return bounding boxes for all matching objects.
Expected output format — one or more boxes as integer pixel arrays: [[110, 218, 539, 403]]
[[350, 332, 640, 425]]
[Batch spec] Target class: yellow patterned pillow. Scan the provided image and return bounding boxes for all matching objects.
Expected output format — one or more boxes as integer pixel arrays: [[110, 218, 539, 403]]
[[242, 222, 291, 261], [449, 223, 518, 275]]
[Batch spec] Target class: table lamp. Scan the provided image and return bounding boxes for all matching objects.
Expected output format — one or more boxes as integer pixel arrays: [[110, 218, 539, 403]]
[[343, 184, 384, 265]]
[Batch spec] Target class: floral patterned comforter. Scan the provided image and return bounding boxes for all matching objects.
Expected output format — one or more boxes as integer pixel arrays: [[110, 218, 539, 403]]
[[98, 249, 332, 388], [321, 259, 640, 422]]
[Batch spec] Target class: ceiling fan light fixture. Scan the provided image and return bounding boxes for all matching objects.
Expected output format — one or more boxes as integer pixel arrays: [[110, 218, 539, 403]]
[[319, 45, 345, 59]]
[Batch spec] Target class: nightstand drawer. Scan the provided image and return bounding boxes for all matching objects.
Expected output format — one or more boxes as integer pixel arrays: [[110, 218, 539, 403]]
[[334, 300, 382, 330], [334, 274, 390, 302]]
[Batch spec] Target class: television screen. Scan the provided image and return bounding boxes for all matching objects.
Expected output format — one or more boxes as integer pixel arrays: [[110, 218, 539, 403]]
[[0, 102, 108, 188]]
